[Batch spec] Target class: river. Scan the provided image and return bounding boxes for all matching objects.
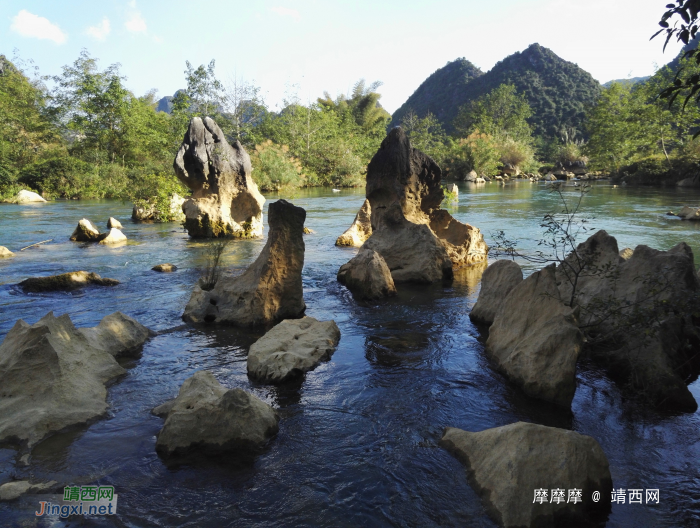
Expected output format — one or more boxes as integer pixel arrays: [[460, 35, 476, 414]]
[[1, 181, 699, 527]]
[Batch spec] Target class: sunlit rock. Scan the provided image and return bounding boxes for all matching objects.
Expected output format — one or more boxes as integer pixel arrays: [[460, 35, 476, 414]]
[[0, 246, 14, 258], [14, 190, 46, 203], [107, 217, 123, 229], [98, 228, 127, 245], [337, 247, 397, 299], [336, 198, 372, 247], [70, 218, 101, 242], [19, 271, 119, 292]]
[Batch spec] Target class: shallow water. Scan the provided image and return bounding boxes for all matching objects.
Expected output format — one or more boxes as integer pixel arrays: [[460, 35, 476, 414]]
[[1, 182, 700, 527]]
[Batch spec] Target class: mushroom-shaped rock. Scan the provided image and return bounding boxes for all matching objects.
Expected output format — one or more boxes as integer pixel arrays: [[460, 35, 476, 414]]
[[152, 263, 177, 272], [107, 217, 123, 229], [174, 116, 265, 238], [337, 247, 397, 299], [183, 199, 306, 326], [153, 371, 279, 457], [70, 218, 101, 242], [15, 190, 46, 203], [486, 264, 583, 407], [98, 228, 127, 245], [19, 271, 119, 292], [335, 199, 372, 247], [247, 317, 341, 383], [440, 422, 612, 528], [0, 246, 14, 258], [470, 259, 523, 326], [0, 312, 152, 447]]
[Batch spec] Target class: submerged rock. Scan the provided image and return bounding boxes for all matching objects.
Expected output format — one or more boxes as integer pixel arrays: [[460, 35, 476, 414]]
[[153, 371, 279, 457], [14, 190, 46, 203], [0, 246, 14, 258], [337, 247, 397, 300], [107, 217, 123, 229], [675, 205, 700, 221], [183, 199, 306, 326], [247, 317, 341, 383], [0, 480, 57, 501], [336, 199, 372, 247], [486, 264, 583, 407], [152, 263, 177, 272], [441, 422, 612, 528], [19, 271, 119, 292], [0, 312, 151, 448], [98, 228, 127, 245], [469, 259, 523, 326], [174, 117, 265, 238], [70, 218, 101, 242]]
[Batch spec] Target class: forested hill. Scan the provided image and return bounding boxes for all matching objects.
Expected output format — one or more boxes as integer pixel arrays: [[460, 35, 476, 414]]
[[390, 43, 602, 139], [390, 58, 483, 131]]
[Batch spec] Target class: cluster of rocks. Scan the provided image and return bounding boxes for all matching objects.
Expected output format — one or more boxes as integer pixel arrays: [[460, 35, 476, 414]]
[[70, 218, 127, 245], [336, 128, 488, 300], [174, 117, 265, 238], [471, 230, 700, 411], [0, 312, 152, 448]]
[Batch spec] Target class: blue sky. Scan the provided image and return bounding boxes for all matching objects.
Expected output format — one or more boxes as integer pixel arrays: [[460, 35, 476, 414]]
[[1, 0, 685, 114]]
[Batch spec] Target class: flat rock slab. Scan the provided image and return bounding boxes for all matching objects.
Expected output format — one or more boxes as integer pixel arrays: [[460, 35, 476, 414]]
[[441, 422, 612, 528], [19, 271, 119, 292], [0, 311, 151, 448], [247, 317, 341, 383], [153, 371, 279, 457]]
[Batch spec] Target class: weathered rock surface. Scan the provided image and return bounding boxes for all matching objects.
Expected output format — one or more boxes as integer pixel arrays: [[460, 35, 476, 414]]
[[247, 317, 341, 383], [337, 247, 397, 299], [70, 219, 101, 242], [470, 260, 523, 326], [78, 312, 154, 357], [0, 312, 151, 447], [98, 228, 127, 245], [446, 183, 458, 196], [558, 230, 700, 411], [19, 271, 119, 292], [486, 264, 583, 407], [107, 217, 123, 229], [152, 263, 177, 272], [675, 205, 700, 221], [183, 199, 306, 326], [15, 190, 46, 203], [0, 246, 14, 258], [0, 480, 57, 501], [175, 117, 265, 238], [440, 422, 612, 528], [429, 209, 488, 268], [335, 199, 372, 247], [153, 371, 279, 456], [619, 247, 634, 260]]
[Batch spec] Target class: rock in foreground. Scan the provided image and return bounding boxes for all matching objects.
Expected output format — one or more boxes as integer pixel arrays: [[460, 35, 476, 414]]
[[174, 117, 265, 238], [336, 199, 372, 247], [0, 312, 151, 447], [153, 371, 279, 457], [486, 264, 583, 407], [19, 271, 119, 292], [247, 317, 341, 383], [183, 199, 306, 326], [469, 259, 523, 326], [440, 422, 612, 528], [337, 247, 397, 299]]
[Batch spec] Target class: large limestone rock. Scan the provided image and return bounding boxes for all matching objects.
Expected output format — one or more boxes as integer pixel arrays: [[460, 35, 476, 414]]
[[152, 371, 279, 456], [335, 199, 372, 247], [440, 422, 612, 528], [0, 246, 14, 258], [70, 219, 101, 242], [183, 199, 306, 326], [486, 264, 583, 407], [19, 271, 119, 292], [557, 230, 700, 411], [470, 259, 523, 326], [247, 317, 341, 383], [98, 228, 127, 245], [174, 117, 265, 238], [0, 312, 151, 447], [337, 247, 397, 299], [354, 127, 487, 284], [15, 190, 46, 203]]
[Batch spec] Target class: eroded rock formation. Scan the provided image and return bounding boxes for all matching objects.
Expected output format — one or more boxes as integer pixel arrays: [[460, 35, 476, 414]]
[[174, 117, 265, 238], [152, 371, 279, 457], [247, 317, 341, 383], [441, 422, 612, 528], [0, 312, 151, 447], [337, 247, 397, 300], [336, 199, 372, 247], [469, 259, 523, 326], [183, 199, 306, 326]]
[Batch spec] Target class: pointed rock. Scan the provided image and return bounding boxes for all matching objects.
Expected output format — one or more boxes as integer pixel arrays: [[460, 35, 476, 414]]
[[336, 199, 372, 247]]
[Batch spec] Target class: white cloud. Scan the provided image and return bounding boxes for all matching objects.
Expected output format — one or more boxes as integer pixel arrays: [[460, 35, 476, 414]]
[[86, 18, 111, 41], [125, 11, 147, 33], [270, 7, 301, 21], [152, 35, 163, 43], [10, 10, 66, 44]]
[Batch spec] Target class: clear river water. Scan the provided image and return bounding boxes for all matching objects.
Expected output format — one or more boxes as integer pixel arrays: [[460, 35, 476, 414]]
[[1, 181, 700, 527]]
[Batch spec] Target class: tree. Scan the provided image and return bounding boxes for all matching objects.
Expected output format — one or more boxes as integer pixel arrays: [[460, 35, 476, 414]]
[[221, 75, 265, 144], [400, 110, 449, 164]]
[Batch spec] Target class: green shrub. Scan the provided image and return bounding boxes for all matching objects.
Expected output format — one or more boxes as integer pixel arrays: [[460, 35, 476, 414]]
[[250, 140, 304, 191], [444, 132, 500, 178], [497, 137, 535, 170]]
